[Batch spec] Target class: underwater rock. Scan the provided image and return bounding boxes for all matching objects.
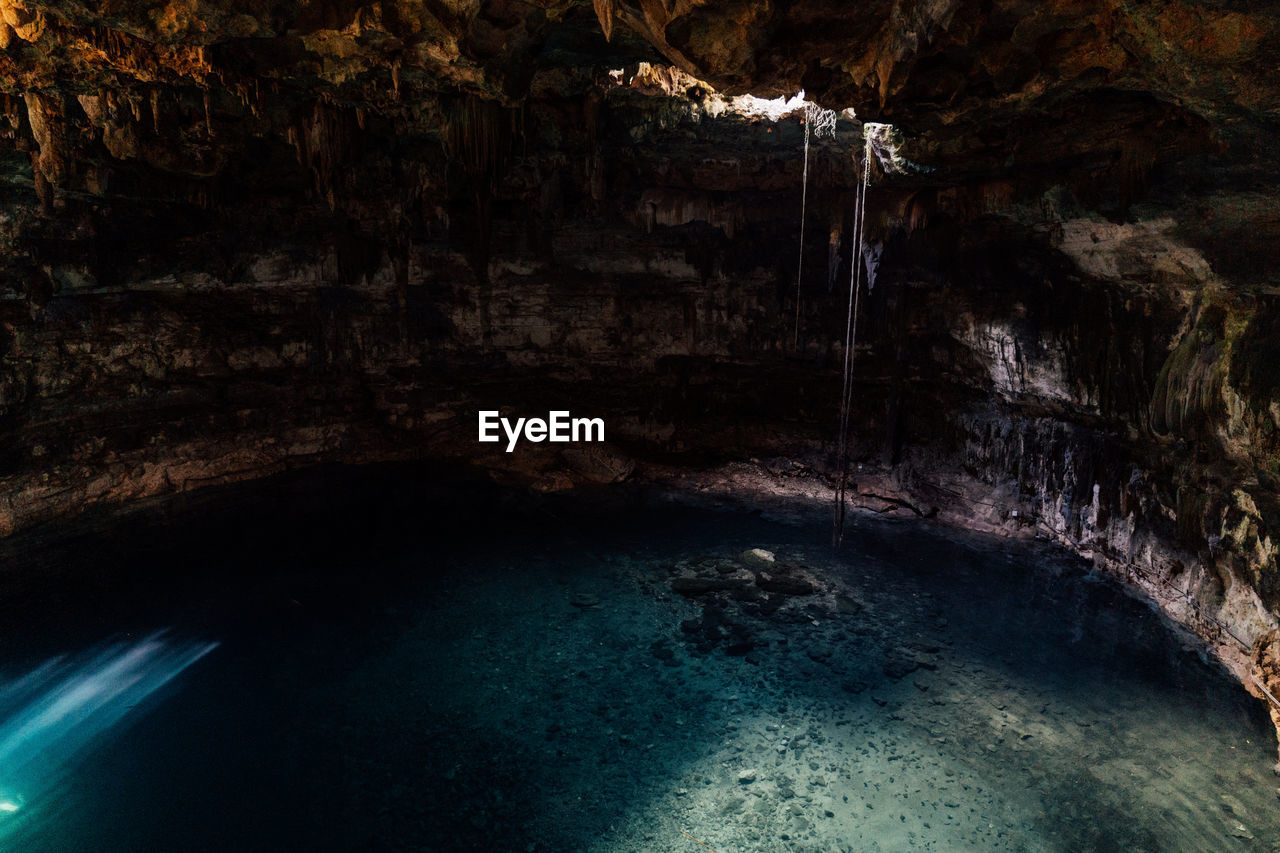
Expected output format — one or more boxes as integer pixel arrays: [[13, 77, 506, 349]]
[[805, 644, 834, 664], [739, 549, 776, 571], [882, 656, 921, 680], [758, 594, 786, 614], [649, 641, 675, 661], [756, 572, 816, 595], [730, 584, 767, 603], [835, 594, 863, 614], [670, 574, 751, 595]]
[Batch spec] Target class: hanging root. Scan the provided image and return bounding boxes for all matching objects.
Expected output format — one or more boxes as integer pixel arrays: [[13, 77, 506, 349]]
[[794, 102, 841, 350], [834, 133, 873, 545], [804, 102, 837, 139], [793, 115, 811, 350]]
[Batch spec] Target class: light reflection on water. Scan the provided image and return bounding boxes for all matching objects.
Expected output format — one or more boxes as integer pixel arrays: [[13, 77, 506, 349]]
[[0, 632, 216, 841]]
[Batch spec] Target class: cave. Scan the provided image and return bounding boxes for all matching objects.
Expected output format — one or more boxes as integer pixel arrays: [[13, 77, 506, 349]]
[[0, 1, 1279, 850]]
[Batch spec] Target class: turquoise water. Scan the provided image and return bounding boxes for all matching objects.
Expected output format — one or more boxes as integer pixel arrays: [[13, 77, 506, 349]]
[[0, 467, 1276, 851]]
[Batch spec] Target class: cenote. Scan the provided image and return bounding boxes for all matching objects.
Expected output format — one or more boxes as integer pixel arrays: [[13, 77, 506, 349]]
[[0, 465, 1275, 853]]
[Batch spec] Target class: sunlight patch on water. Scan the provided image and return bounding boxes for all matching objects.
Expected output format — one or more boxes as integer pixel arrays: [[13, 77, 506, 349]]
[[0, 632, 216, 839]]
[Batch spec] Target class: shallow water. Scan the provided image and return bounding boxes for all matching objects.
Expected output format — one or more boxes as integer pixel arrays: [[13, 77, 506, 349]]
[[0, 466, 1276, 852]]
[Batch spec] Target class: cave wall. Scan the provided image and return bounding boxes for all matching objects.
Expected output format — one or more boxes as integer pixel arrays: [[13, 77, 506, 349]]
[[0, 0, 1277, 688]]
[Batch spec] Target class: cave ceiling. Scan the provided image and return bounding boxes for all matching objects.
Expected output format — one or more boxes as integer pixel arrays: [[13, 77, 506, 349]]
[[0, 1, 1275, 308], [1, 1, 1277, 175]]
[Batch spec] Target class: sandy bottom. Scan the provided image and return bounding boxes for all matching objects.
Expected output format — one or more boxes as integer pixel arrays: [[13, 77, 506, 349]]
[[0, 473, 1277, 852]]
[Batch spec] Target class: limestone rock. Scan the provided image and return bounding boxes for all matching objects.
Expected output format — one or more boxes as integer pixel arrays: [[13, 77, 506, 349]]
[[739, 549, 776, 571]]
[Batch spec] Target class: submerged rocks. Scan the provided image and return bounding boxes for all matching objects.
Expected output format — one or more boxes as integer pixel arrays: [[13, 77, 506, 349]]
[[882, 656, 921, 680], [739, 548, 776, 571], [668, 549, 820, 603], [671, 574, 752, 596], [667, 547, 830, 659], [835, 594, 863, 614], [724, 635, 756, 656], [806, 644, 835, 664], [650, 640, 680, 666], [757, 572, 816, 595], [882, 642, 942, 679]]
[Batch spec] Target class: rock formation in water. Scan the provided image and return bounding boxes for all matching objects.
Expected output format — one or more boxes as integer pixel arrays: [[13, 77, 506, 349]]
[[0, 1, 1276, 714]]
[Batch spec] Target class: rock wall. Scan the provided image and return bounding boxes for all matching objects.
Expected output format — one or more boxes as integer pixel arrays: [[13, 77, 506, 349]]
[[0, 1, 1276, 710]]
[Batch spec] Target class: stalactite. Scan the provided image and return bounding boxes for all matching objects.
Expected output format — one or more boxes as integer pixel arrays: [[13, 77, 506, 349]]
[[863, 242, 883, 294], [32, 154, 52, 216], [593, 0, 615, 41], [24, 91, 67, 193], [826, 214, 844, 291], [188, 182, 211, 210], [0, 94, 16, 137], [1114, 144, 1155, 211], [904, 188, 935, 234], [980, 180, 1014, 213], [440, 95, 523, 284], [394, 234, 410, 354], [289, 102, 359, 207], [441, 95, 522, 190]]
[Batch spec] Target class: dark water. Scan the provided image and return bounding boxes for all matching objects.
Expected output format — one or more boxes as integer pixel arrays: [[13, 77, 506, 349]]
[[0, 465, 1276, 852]]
